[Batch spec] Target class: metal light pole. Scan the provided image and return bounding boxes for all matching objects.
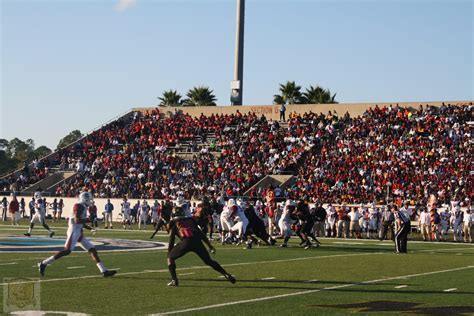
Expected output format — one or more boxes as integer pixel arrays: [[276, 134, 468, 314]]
[[231, 0, 245, 106]]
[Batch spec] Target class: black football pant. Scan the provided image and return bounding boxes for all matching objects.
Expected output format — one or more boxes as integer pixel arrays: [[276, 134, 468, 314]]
[[168, 238, 227, 281], [395, 223, 410, 253]]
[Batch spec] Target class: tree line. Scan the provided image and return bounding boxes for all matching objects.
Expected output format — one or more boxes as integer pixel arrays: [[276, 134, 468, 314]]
[[158, 81, 337, 106], [0, 130, 83, 176]]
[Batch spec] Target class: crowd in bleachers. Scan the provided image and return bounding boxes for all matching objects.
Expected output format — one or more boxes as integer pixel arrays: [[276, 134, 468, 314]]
[[1, 103, 472, 208], [0, 158, 52, 193], [54, 109, 306, 199], [287, 103, 472, 205]]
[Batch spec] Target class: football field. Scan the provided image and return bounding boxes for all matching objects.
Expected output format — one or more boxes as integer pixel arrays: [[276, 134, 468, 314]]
[[1, 222, 473, 315]]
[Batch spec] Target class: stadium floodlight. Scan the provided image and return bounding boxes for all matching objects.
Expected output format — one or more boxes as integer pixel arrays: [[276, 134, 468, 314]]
[[231, 0, 245, 106]]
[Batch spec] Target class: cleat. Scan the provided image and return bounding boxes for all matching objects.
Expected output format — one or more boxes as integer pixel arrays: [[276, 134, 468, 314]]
[[299, 240, 306, 246], [38, 262, 46, 276], [49, 231, 55, 238], [102, 270, 117, 277], [304, 244, 312, 250], [24, 233, 31, 237], [269, 239, 276, 246], [167, 279, 178, 287], [280, 243, 288, 248], [224, 274, 236, 284]]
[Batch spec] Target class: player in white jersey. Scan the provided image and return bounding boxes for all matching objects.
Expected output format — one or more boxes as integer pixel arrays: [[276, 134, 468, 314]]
[[367, 204, 379, 239], [139, 200, 150, 230], [325, 204, 337, 237], [38, 192, 116, 277], [151, 200, 161, 226], [220, 200, 235, 245], [230, 199, 249, 243], [24, 192, 55, 238], [279, 200, 294, 247], [439, 208, 451, 241], [450, 203, 463, 242], [121, 197, 131, 229], [358, 205, 369, 238]]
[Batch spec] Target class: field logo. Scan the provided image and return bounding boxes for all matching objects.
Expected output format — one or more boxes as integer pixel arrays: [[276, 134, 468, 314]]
[[3, 278, 40, 313]]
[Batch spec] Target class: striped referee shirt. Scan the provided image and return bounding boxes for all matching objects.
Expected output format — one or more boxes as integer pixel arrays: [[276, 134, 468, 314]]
[[394, 210, 410, 225]]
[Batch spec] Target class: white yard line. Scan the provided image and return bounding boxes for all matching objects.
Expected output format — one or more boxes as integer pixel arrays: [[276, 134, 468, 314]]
[[394, 285, 408, 289], [304, 279, 318, 283], [443, 288, 457, 292], [178, 273, 195, 276], [152, 265, 474, 315], [261, 277, 275, 280], [0, 262, 17, 266], [0, 252, 383, 286], [333, 242, 365, 245], [67, 266, 86, 269]]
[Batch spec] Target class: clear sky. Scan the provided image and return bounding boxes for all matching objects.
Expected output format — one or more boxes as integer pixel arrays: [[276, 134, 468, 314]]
[[1, 0, 473, 150]]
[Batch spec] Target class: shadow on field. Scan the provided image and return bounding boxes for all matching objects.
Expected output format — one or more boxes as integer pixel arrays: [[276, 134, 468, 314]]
[[192, 278, 399, 285], [317, 246, 393, 253], [319, 287, 474, 296]]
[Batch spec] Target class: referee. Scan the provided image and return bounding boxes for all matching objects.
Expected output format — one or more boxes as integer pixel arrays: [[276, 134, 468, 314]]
[[392, 204, 411, 254]]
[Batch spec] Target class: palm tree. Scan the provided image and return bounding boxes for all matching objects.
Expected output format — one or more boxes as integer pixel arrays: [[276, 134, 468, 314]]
[[273, 81, 303, 104], [303, 85, 338, 104], [158, 90, 182, 106], [182, 86, 217, 106], [273, 94, 285, 105]]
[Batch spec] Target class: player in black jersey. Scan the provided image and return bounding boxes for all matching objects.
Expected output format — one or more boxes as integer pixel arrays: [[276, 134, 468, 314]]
[[296, 200, 321, 249], [150, 199, 173, 239], [166, 206, 236, 286], [243, 202, 276, 248], [194, 197, 212, 237]]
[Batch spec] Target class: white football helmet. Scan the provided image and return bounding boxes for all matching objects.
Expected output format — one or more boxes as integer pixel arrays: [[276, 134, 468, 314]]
[[175, 196, 186, 207], [79, 192, 93, 207], [34, 191, 42, 199], [227, 198, 236, 207]]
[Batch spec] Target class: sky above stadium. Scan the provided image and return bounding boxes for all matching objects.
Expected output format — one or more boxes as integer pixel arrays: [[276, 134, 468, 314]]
[[1, 0, 472, 150]]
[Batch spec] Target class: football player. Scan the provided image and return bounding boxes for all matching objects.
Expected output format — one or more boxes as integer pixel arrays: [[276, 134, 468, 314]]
[[243, 201, 276, 248], [151, 200, 161, 227], [38, 192, 116, 277], [296, 200, 320, 249], [150, 199, 173, 239], [368, 203, 379, 239], [439, 207, 451, 242], [219, 200, 235, 245], [279, 200, 295, 247], [24, 192, 55, 238], [166, 205, 236, 286], [138, 200, 150, 230], [230, 199, 249, 244], [121, 197, 132, 230]]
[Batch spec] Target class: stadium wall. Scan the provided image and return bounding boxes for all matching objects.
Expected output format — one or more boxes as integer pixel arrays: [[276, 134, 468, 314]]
[[134, 100, 471, 119], [9, 195, 464, 223]]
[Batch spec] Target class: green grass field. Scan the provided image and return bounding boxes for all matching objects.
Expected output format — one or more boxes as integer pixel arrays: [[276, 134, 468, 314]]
[[1, 221, 473, 315]]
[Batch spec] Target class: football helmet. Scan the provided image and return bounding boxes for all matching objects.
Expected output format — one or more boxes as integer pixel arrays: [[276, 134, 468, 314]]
[[171, 206, 185, 219], [227, 198, 236, 207], [79, 192, 93, 207]]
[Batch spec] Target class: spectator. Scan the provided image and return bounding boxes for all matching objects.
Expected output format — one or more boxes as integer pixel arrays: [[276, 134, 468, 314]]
[[9, 193, 20, 226], [104, 199, 114, 229], [1, 197, 8, 221]]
